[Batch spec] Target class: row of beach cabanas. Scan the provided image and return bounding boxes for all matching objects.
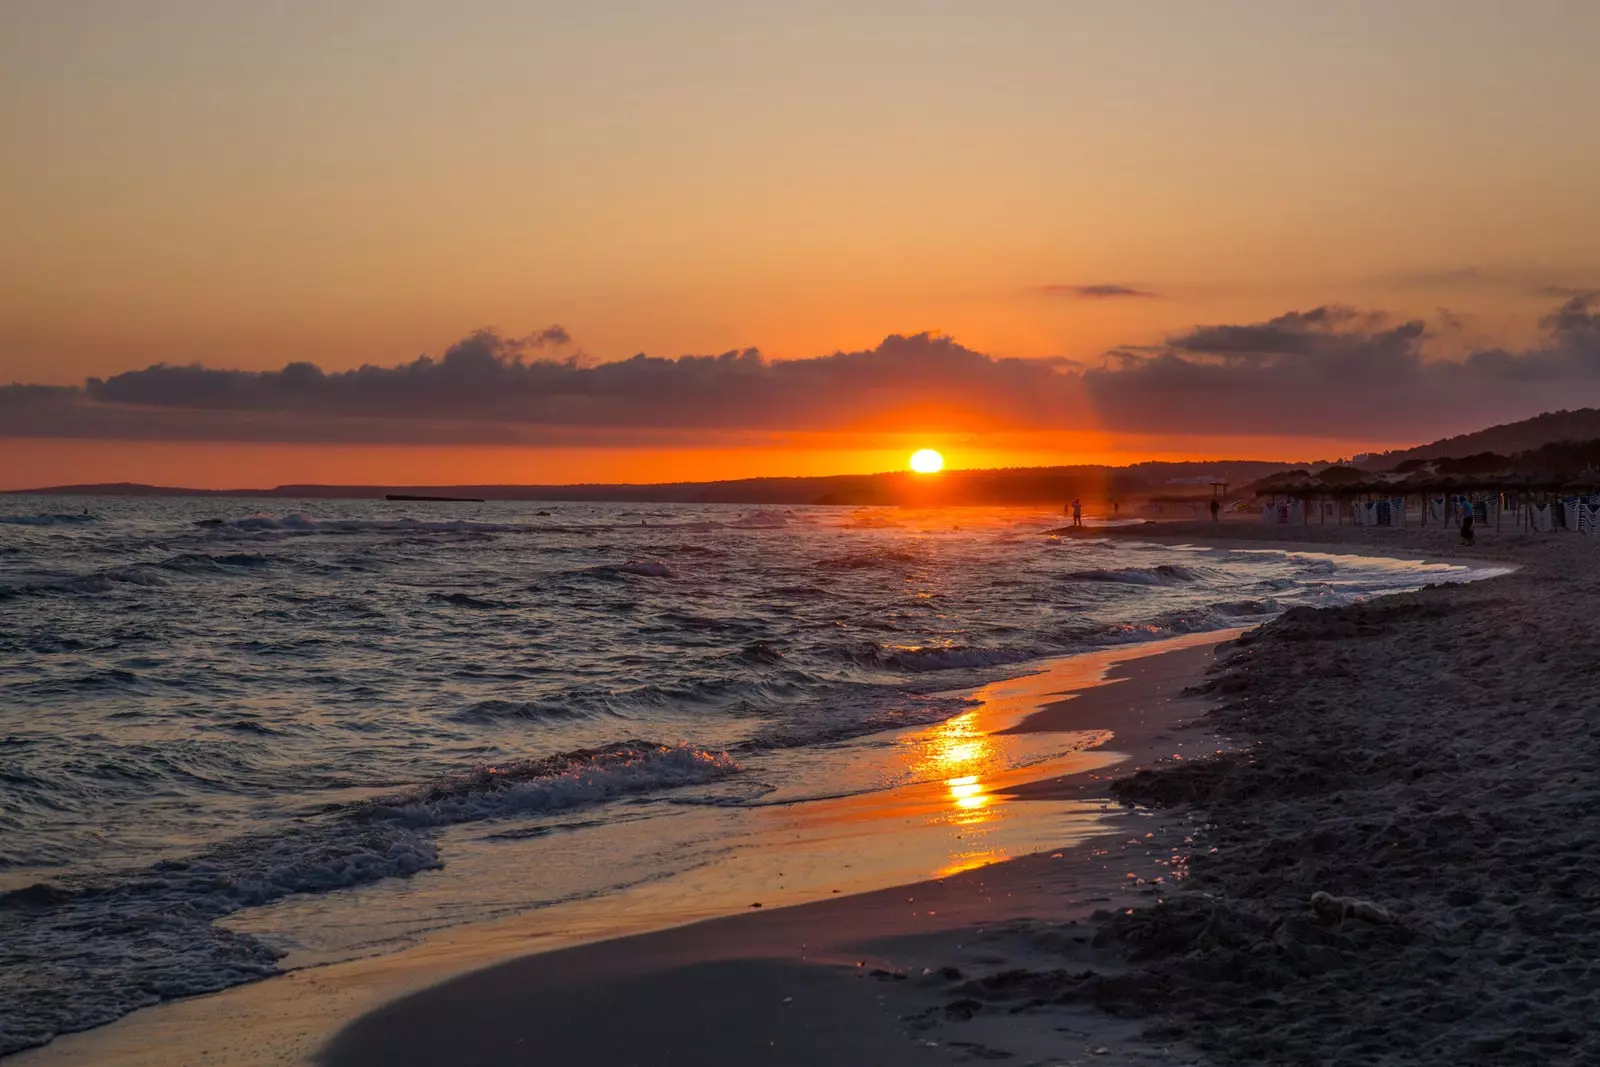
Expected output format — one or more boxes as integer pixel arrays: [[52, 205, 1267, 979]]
[[1256, 475, 1600, 533]]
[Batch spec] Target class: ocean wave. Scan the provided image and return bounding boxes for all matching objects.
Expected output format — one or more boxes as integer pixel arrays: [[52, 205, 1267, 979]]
[[450, 677, 788, 722], [1094, 604, 1250, 639], [1062, 564, 1209, 586], [0, 513, 99, 527], [653, 520, 725, 532], [647, 611, 752, 633], [191, 513, 524, 538], [580, 560, 675, 579], [359, 741, 741, 828], [767, 583, 828, 598], [819, 548, 923, 570], [428, 592, 513, 610], [734, 641, 786, 665], [742, 691, 974, 751], [653, 543, 725, 557], [0, 822, 437, 1058], [448, 698, 591, 723], [1212, 598, 1282, 617], [0, 565, 168, 599], [0, 738, 740, 1052], [838, 511, 903, 529], [724, 510, 789, 529], [0, 553, 275, 599], [846, 641, 1043, 673], [156, 551, 276, 574]]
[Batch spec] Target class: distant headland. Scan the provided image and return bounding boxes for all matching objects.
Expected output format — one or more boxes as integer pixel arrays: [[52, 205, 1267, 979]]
[[3, 461, 1288, 507]]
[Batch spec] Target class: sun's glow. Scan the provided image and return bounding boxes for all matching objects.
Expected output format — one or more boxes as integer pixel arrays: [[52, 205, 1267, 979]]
[[909, 448, 944, 473]]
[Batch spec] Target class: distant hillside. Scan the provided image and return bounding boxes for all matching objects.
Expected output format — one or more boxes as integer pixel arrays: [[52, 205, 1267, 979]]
[[1252, 437, 1600, 497], [7, 461, 1290, 506], [1362, 409, 1600, 470]]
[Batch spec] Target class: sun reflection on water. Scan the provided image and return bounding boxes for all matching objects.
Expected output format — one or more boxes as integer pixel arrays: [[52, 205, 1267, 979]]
[[946, 774, 989, 811]]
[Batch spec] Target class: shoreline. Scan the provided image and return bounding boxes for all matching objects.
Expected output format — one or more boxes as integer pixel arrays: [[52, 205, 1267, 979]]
[[11, 627, 1250, 1067], [11, 528, 1522, 1066]]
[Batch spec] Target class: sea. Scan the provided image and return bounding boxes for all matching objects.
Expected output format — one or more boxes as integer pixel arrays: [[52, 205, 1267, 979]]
[[0, 497, 1495, 1055]]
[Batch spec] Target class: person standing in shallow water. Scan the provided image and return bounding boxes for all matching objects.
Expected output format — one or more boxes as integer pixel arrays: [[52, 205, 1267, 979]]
[[1210, 498, 1221, 523], [1071, 499, 1082, 527]]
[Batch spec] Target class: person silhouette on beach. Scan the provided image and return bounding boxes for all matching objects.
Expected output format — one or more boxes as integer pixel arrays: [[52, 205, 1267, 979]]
[[1460, 508, 1475, 545], [1071, 499, 1082, 527], [1209, 498, 1221, 524]]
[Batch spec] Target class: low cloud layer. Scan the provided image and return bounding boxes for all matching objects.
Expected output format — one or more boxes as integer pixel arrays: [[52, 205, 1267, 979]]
[[6, 297, 1600, 447]]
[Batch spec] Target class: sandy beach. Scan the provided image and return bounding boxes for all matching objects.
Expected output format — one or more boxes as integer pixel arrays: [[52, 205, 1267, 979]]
[[1047, 519, 1600, 1064], [17, 517, 1586, 1067]]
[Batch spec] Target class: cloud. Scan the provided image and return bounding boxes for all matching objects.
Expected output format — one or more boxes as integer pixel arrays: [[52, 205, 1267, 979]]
[[527, 325, 571, 347], [1534, 285, 1598, 301], [1380, 266, 1599, 299], [4, 330, 1086, 441], [1039, 284, 1163, 299], [1084, 296, 1600, 434], [7, 299, 1600, 445]]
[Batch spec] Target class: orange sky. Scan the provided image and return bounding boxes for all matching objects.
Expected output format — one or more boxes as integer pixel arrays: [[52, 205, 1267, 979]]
[[1, 432, 1413, 492], [3, 4, 1599, 488]]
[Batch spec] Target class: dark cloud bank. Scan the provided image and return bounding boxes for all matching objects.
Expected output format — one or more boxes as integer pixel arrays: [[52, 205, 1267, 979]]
[[5, 296, 1600, 446]]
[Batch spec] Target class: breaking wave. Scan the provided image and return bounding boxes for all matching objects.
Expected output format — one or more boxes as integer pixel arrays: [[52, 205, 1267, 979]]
[[0, 737, 740, 1055], [0, 823, 438, 1058], [846, 642, 1045, 673], [359, 742, 741, 829], [1062, 564, 1209, 586]]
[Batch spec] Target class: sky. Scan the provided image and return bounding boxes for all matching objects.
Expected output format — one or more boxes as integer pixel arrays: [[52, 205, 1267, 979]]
[[4, 1, 1600, 488]]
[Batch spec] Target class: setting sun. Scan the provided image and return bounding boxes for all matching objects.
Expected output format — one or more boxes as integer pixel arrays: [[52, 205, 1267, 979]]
[[909, 449, 944, 473]]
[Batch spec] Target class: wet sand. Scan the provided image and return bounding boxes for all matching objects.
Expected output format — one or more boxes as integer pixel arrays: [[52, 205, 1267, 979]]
[[318, 640, 1238, 1067]]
